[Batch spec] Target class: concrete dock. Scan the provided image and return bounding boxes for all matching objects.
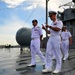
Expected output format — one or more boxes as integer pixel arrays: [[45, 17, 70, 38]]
[[0, 48, 75, 75]]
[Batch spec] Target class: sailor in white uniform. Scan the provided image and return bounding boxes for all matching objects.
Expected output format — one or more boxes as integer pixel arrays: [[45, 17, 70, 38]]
[[61, 26, 72, 60], [42, 11, 63, 74], [27, 19, 45, 67]]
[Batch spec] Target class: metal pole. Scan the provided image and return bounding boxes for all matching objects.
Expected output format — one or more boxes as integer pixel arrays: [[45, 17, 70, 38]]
[[46, 0, 49, 37]]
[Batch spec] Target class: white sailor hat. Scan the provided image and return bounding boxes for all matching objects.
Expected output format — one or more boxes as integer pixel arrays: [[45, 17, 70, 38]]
[[48, 11, 57, 16], [63, 26, 67, 28]]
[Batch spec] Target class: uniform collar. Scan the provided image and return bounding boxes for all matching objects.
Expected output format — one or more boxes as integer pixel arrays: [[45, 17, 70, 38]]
[[63, 30, 67, 32], [66, 30, 68, 32], [53, 19, 58, 25], [33, 25, 38, 28], [53, 19, 57, 23]]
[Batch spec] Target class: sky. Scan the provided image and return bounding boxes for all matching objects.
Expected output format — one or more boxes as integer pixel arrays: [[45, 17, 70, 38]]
[[0, 0, 72, 45]]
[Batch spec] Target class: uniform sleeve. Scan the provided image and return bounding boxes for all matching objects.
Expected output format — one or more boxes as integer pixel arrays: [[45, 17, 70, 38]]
[[31, 28, 33, 38], [39, 27, 43, 35], [61, 32, 63, 38], [68, 31, 72, 37], [56, 21, 63, 29]]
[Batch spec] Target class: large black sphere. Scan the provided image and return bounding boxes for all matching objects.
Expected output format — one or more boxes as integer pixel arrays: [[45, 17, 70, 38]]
[[16, 27, 31, 47]]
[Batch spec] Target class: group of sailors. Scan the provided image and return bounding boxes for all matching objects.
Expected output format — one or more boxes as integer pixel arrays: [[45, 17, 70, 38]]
[[27, 11, 72, 74]]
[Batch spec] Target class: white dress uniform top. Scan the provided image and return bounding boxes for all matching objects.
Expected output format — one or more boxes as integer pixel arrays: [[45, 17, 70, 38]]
[[61, 30, 72, 60], [45, 19, 63, 71], [30, 26, 45, 65]]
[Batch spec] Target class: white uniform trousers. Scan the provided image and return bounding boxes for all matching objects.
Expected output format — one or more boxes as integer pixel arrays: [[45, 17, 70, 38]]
[[30, 38, 45, 65], [45, 36, 62, 70], [61, 40, 69, 58]]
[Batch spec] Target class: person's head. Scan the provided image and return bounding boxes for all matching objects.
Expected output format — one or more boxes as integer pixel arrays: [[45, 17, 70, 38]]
[[48, 11, 57, 21], [62, 26, 67, 31], [32, 19, 38, 27]]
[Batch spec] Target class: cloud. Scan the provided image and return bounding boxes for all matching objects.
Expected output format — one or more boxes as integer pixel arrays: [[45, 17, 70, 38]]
[[23, 0, 71, 12], [2, 0, 40, 11], [23, 4, 37, 11], [2, 0, 72, 11], [0, 0, 72, 45], [0, 15, 31, 45], [39, 0, 72, 12], [2, 0, 26, 8]]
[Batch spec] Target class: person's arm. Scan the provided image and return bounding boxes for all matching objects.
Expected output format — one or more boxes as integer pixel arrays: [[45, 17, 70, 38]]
[[69, 37, 72, 45], [49, 26, 60, 31], [38, 27, 43, 41], [46, 21, 63, 32], [68, 31, 72, 45], [40, 35, 43, 41], [42, 24, 50, 34], [46, 24, 61, 32]]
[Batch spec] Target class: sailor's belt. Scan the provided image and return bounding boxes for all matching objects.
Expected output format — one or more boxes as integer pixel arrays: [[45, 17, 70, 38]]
[[50, 34, 59, 37], [62, 39, 68, 41], [50, 35, 54, 37], [31, 37, 39, 40]]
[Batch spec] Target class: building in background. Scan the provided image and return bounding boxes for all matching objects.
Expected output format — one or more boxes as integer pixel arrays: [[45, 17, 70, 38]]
[[57, 0, 75, 48]]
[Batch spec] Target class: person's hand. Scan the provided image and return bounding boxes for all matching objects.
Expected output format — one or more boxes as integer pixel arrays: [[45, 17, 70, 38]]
[[46, 24, 49, 28], [70, 41, 72, 45], [42, 24, 46, 30]]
